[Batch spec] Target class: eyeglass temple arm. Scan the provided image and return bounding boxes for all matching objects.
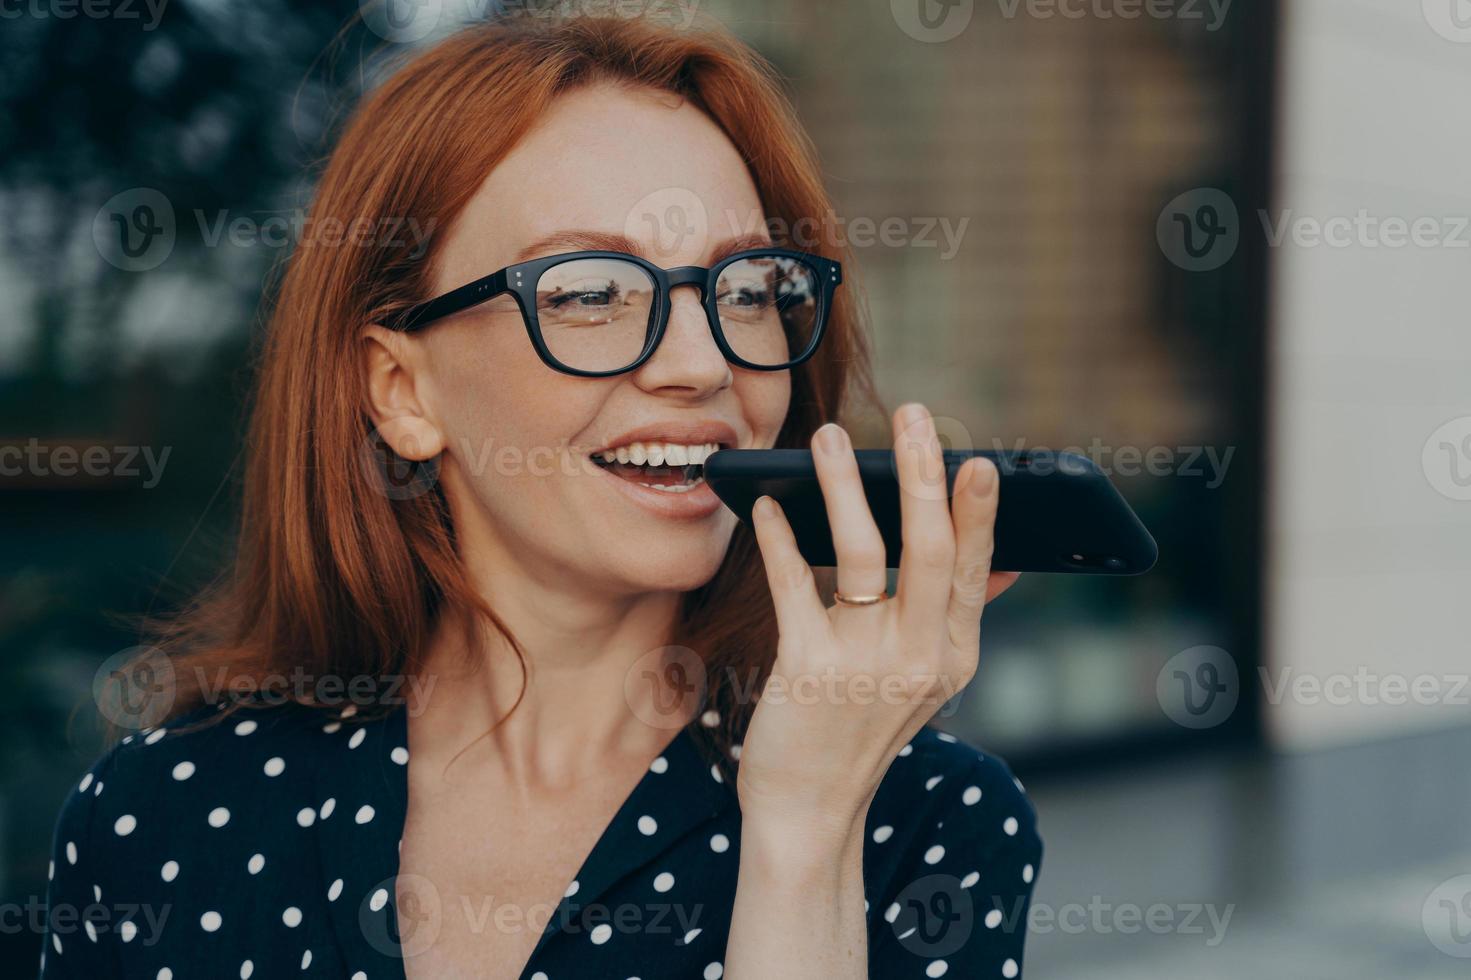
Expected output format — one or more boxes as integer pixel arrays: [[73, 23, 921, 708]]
[[391, 269, 512, 333]]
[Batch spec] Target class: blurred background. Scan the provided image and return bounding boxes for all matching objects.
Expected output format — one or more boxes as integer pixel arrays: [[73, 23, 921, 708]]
[[2, 0, 1468, 975]]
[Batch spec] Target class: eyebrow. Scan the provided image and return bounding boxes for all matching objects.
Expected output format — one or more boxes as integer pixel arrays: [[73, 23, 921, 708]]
[[512, 230, 777, 266]]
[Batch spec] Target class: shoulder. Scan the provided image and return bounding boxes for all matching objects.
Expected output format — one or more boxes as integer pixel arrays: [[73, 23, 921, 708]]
[[864, 726, 1042, 882], [49, 700, 382, 887]]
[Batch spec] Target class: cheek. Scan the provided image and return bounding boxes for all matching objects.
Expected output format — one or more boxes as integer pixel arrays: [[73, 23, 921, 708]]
[[425, 324, 599, 474], [739, 371, 793, 448]]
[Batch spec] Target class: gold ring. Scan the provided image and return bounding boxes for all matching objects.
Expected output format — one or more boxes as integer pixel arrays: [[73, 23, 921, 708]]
[[833, 589, 889, 606]]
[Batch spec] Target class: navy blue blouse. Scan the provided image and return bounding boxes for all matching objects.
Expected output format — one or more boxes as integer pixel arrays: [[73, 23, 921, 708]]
[[42, 702, 1040, 978]]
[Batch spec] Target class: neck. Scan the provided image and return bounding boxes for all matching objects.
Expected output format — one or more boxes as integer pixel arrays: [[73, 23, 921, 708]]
[[408, 552, 689, 787]]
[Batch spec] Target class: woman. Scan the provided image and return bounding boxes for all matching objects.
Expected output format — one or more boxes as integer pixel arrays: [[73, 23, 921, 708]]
[[43, 11, 1040, 979]]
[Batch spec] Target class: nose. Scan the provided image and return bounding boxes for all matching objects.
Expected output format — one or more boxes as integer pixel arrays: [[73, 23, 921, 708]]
[[630, 287, 732, 397]]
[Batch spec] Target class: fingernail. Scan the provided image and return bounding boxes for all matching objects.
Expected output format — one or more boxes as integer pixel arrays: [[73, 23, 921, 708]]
[[754, 495, 776, 518], [815, 423, 847, 455], [969, 458, 997, 496], [899, 403, 929, 429]]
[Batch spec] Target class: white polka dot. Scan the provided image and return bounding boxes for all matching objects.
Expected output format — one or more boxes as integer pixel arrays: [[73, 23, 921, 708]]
[[1003, 817, 1018, 836], [283, 906, 303, 927], [200, 911, 222, 932], [322, 721, 341, 734], [926, 962, 949, 978], [355, 805, 375, 825], [52, 934, 62, 954], [263, 757, 285, 777], [1022, 863, 1034, 883], [93, 884, 102, 901], [710, 833, 730, 853], [961, 871, 979, 888], [348, 729, 366, 750], [85, 920, 98, 942], [296, 807, 316, 827], [925, 775, 944, 791], [65, 841, 77, 865], [637, 815, 657, 836], [48, 860, 54, 881], [683, 927, 702, 944], [240, 960, 254, 979], [300, 950, 312, 969], [390, 746, 409, 765], [650, 756, 668, 774], [159, 970, 172, 980], [704, 962, 724, 980], [653, 872, 674, 893], [234, 720, 257, 736], [565, 880, 580, 898], [873, 825, 894, 843], [93, 781, 103, 796], [700, 710, 720, 727], [328, 879, 343, 901], [340, 704, 358, 718], [924, 844, 945, 865], [161, 860, 179, 882], [369, 888, 388, 912], [145, 728, 167, 745], [899, 743, 914, 757], [171, 761, 194, 781], [962, 785, 982, 806], [710, 764, 723, 784], [937, 731, 958, 743], [729, 743, 743, 760], [120, 920, 137, 942], [320, 798, 336, 819], [985, 909, 1003, 929], [207, 807, 230, 828], [248, 854, 265, 875], [79, 773, 93, 792], [884, 902, 900, 923], [351, 973, 366, 980], [531, 974, 548, 980], [114, 814, 137, 836], [1002, 958, 1019, 978], [590, 923, 613, 944]]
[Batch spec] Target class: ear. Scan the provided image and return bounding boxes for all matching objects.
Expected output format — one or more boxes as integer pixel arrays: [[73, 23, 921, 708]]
[[361, 324, 445, 462]]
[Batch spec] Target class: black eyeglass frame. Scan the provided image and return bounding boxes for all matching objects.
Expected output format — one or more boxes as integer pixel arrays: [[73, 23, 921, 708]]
[[388, 247, 843, 378]]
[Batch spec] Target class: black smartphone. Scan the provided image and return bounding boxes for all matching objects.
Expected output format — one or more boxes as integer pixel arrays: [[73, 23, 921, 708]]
[[704, 449, 1157, 574]]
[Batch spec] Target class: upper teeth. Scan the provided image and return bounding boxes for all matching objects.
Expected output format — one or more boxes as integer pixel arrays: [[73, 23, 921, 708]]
[[599, 441, 720, 466]]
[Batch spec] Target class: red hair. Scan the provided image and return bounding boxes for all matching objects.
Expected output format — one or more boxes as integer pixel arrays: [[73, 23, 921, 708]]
[[140, 9, 877, 766]]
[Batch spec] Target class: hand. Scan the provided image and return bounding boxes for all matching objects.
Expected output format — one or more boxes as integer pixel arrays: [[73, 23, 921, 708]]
[[735, 403, 1019, 849]]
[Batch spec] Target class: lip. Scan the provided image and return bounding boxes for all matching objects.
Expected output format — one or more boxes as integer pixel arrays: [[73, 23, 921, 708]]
[[590, 420, 740, 456], [587, 418, 740, 521]]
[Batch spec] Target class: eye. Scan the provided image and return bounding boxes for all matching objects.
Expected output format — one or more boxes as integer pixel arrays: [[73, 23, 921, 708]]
[[716, 280, 773, 308], [544, 278, 621, 309]]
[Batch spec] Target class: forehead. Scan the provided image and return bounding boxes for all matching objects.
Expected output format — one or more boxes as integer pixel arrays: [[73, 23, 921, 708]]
[[435, 83, 767, 289]]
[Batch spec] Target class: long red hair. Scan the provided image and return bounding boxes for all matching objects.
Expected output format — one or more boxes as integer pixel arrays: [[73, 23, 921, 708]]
[[137, 9, 877, 766]]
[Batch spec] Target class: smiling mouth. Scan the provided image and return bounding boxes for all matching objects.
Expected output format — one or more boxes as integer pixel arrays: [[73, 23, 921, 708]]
[[590, 441, 724, 493]]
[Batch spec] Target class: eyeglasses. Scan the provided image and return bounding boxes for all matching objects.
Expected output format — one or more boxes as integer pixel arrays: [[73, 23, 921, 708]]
[[389, 247, 842, 377]]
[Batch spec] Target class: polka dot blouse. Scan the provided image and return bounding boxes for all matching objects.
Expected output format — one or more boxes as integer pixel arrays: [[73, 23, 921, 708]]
[[42, 702, 1042, 978]]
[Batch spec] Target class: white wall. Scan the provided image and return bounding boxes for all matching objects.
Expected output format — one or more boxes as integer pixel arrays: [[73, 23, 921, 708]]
[[1265, 0, 1471, 749]]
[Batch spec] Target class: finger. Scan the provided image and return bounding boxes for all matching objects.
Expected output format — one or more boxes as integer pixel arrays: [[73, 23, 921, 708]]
[[750, 495, 827, 636], [945, 457, 1000, 648], [987, 571, 1021, 603], [893, 403, 956, 617], [811, 423, 888, 601]]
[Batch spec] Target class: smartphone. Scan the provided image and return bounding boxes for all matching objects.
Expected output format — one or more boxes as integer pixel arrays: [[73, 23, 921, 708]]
[[704, 449, 1157, 574]]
